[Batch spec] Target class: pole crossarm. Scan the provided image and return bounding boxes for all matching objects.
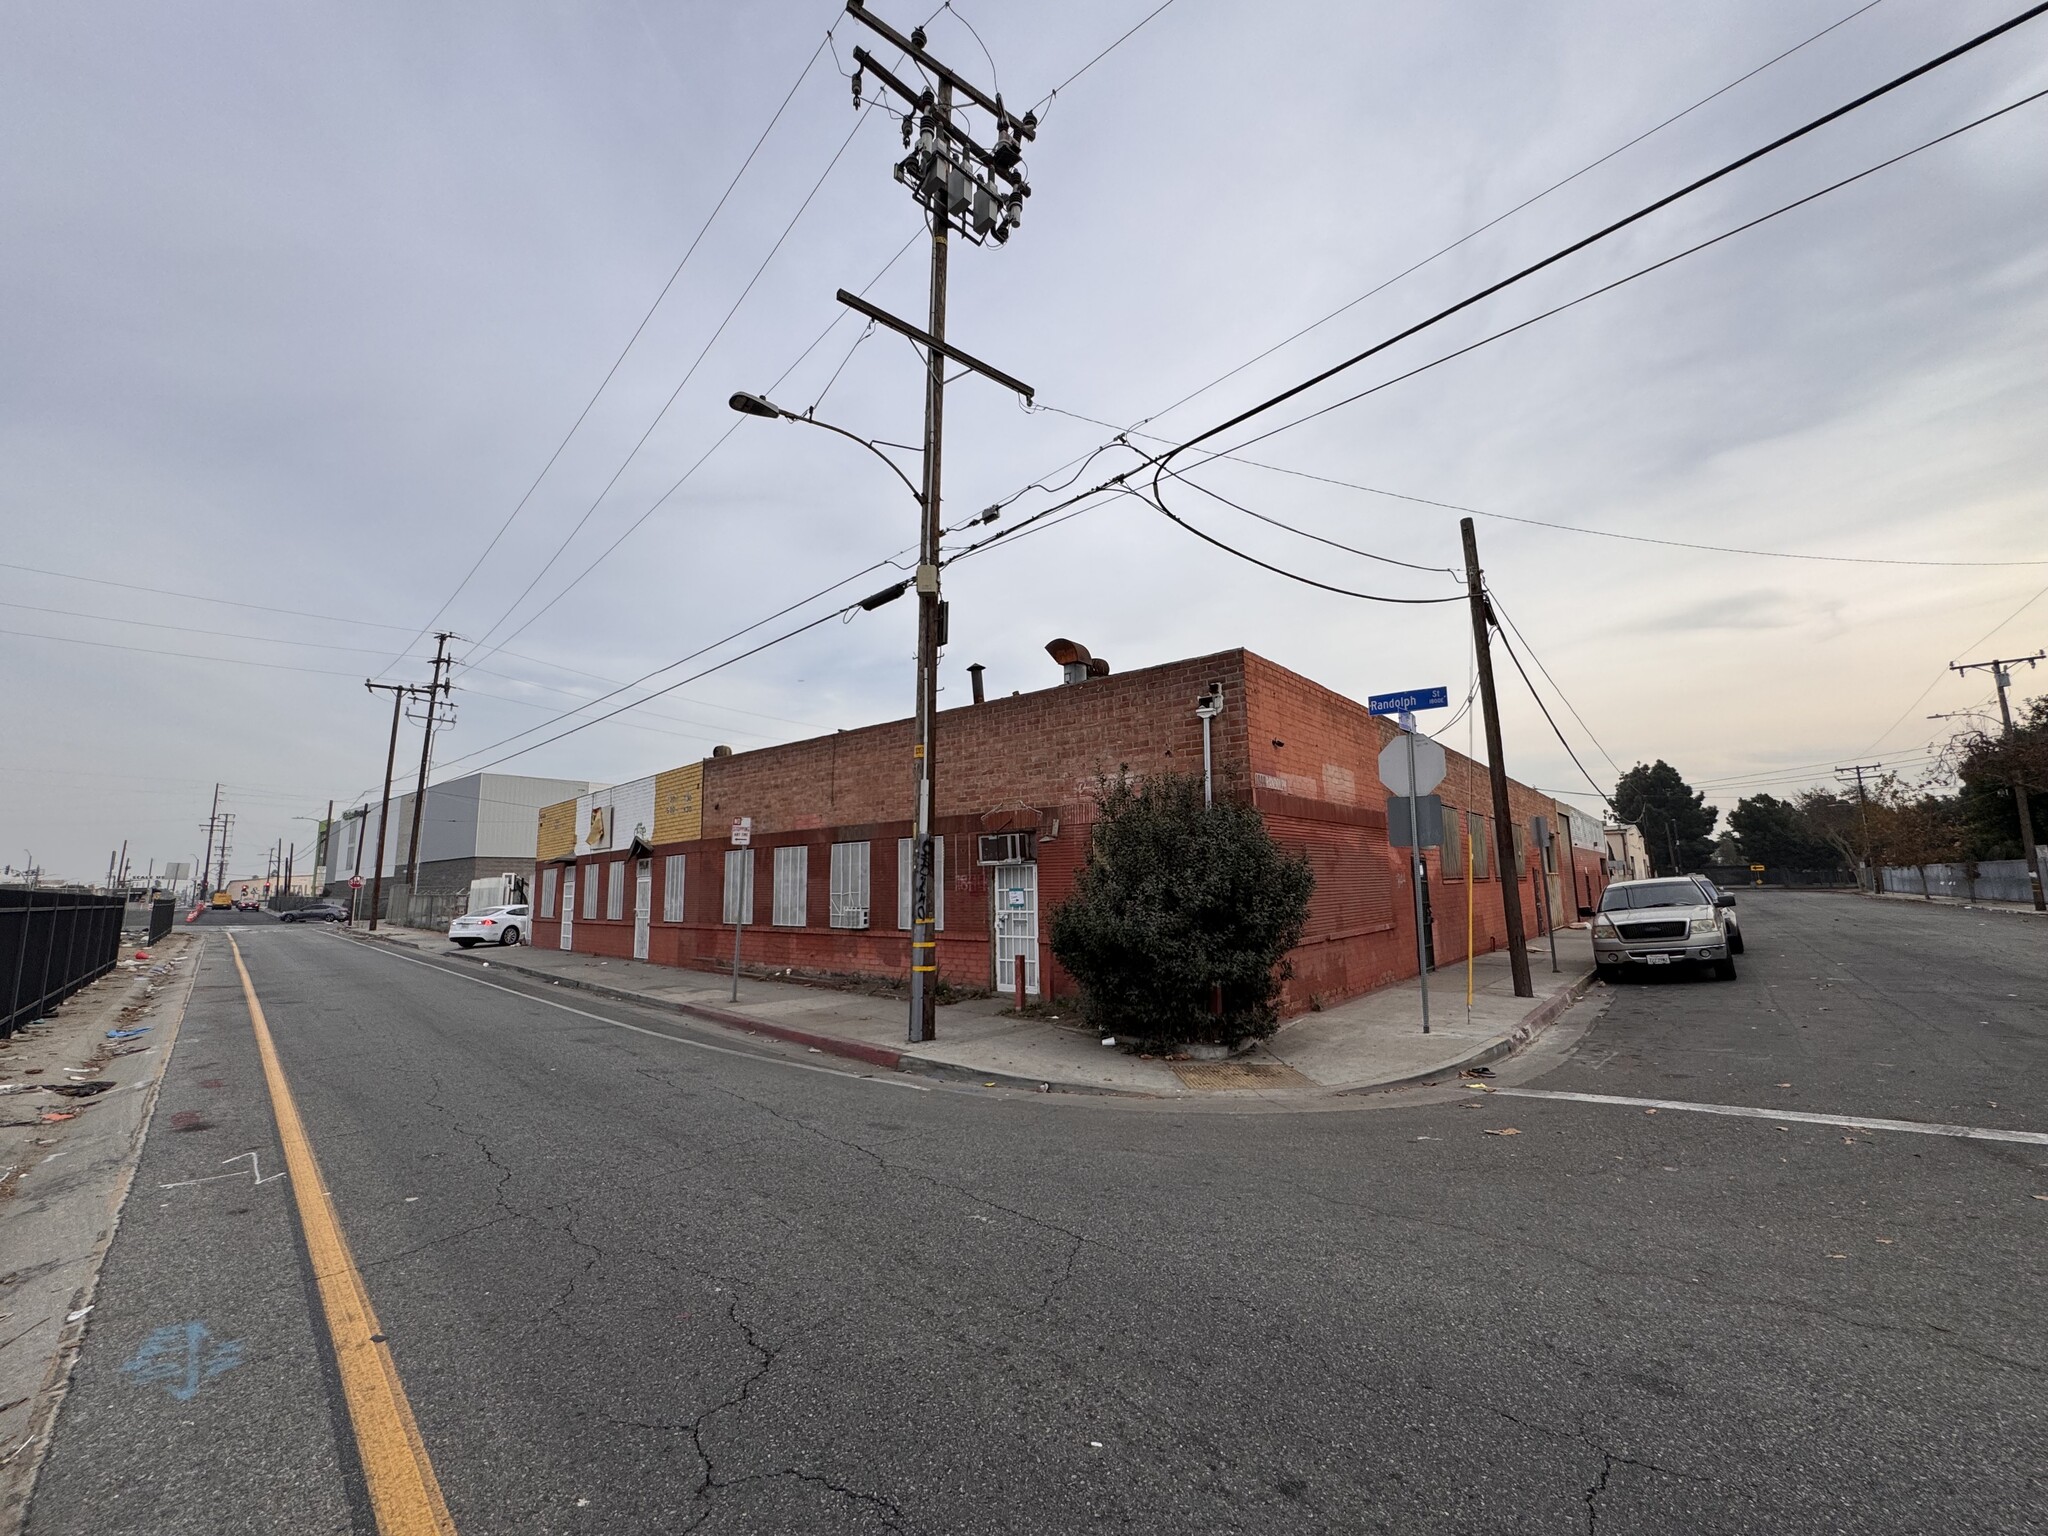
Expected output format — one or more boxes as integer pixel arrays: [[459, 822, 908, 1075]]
[[834, 290, 1034, 400]]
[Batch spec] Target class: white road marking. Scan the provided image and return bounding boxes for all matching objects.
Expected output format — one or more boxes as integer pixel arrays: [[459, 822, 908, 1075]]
[[160, 1149, 288, 1190], [1495, 1088, 2048, 1145], [341, 940, 934, 1091]]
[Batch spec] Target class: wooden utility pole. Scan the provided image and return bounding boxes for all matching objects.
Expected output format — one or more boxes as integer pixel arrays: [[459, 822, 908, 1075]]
[[365, 680, 427, 932], [401, 632, 455, 921], [1460, 517, 1533, 999], [1950, 652, 2046, 910]]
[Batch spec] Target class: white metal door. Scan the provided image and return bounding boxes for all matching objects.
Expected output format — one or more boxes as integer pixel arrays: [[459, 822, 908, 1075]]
[[991, 862, 1038, 995], [633, 859, 652, 960], [560, 872, 574, 949]]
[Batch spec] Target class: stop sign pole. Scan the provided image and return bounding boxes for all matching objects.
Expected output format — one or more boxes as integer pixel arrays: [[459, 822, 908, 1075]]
[[1372, 688, 1448, 1033]]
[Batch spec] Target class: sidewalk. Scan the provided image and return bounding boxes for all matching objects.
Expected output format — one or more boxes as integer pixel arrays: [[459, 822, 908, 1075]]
[[1871, 889, 2048, 916], [344, 925, 1592, 1098]]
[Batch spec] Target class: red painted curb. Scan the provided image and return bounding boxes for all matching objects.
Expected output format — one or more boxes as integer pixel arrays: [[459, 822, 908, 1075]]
[[666, 1001, 905, 1072]]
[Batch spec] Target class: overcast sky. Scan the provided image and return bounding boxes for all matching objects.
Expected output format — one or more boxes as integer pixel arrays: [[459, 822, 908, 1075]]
[[4, 0, 2044, 884]]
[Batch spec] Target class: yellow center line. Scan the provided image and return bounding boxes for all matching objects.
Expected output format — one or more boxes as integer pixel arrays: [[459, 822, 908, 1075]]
[[227, 934, 457, 1535]]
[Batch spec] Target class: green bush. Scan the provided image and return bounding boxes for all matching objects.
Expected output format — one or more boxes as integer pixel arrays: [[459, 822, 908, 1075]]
[[1048, 772, 1313, 1048]]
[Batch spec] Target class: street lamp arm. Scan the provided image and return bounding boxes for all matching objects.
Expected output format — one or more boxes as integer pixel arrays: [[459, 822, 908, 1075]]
[[729, 391, 924, 506]]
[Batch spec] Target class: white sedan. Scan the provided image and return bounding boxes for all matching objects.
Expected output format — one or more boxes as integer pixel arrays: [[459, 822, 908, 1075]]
[[448, 905, 530, 948]]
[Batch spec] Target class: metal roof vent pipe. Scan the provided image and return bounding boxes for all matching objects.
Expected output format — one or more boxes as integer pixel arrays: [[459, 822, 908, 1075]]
[[1046, 638, 1108, 685], [968, 662, 986, 704], [711, 745, 733, 758]]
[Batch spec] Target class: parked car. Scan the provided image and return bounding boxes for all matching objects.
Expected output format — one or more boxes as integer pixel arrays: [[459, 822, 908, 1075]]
[[1687, 876, 1744, 954], [279, 901, 350, 924], [1591, 877, 1739, 980], [234, 899, 261, 912], [448, 905, 530, 948]]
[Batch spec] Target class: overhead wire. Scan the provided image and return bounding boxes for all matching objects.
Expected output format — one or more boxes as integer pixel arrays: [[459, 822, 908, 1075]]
[[1485, 592, 1626, 778], [376, 29, 835, 679], [1149, 4, 2048, 490]]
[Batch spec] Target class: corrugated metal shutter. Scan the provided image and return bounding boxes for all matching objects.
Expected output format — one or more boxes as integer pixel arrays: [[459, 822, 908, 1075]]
[[723, 850, 754, 924], [1267, 816, 1395, 939], [606, 860, 625, 920]]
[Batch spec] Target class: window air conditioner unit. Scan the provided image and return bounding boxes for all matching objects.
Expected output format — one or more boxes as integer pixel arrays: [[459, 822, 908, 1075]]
[[977, 832, 1036, 866]]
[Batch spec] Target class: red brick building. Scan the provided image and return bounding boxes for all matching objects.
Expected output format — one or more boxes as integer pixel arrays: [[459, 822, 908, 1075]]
[[528, 647, 1607, 1015]]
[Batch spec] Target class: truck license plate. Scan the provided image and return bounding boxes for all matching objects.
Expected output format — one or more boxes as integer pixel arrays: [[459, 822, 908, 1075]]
[[1645, 954, 1673, 965]]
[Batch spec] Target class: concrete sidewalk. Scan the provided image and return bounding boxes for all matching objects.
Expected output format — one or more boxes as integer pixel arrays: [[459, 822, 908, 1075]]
[[341, 924, 1592, 1097]]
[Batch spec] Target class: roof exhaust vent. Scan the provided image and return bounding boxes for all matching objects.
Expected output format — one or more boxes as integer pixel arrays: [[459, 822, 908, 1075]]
[[1045, 638, 1109, 685], [711, 745, 733, 758]]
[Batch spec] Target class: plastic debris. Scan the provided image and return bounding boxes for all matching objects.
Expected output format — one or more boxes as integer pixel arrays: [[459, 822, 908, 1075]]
[[1100, 1037, 1117, 1047], [38, 1110, 79, 1123], [47, 1082, 116, 1098], [66, 1306, 93, 1322], [105, 1027, 151, 1041]]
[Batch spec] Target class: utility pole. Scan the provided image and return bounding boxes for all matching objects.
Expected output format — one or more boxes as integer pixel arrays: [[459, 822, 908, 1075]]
[[1460, 518, 1533, 999], [213, 813, 234, 896], [402, 633, 456, 924], [199, 783, 221, 900], [365, 679, 427, 932], [1833, 763, 1880, 892], [1951, 651, 2046, 910], [845, 0, 1038, 1043]]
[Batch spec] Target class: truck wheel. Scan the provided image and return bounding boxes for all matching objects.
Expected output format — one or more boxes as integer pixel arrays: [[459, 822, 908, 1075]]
[[1713, 957, 1738, 981], [1729, 930, 1745, 955]]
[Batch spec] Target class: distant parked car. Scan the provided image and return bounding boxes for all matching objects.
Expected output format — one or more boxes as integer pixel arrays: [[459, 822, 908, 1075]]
[[279, 901, 349, 924], [448, 905, 529, 948], [1592, 878, 1739, 980]]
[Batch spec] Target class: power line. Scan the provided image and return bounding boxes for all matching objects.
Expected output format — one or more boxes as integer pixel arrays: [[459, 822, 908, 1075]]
[[461, 102, 891, 662], [1031, 0, 1183, 114], [458, 228, 929, 671], [1862, 577, 2048, 752], [0, 559, 424, 634], [1486, 593, 1626, 778], [0, 625, 371, 680], [1150, 4, 2048, 486], [1189, 83, 2048, 470], [1120, 0, 1892, 437], [1486, 616, 1613, 806], [376, 29, 836, 678]]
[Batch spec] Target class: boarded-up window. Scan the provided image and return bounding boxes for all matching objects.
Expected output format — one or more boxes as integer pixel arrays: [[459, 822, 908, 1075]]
[[1268, 817, 1395, 940], [829, 842, 870, 929], [606, 859, 625, 919], [896, 835, 946, 931], [1441, 812, 1464, 879], [540, 867, 558, 918], [1468, 813, 1490, 880], [582, 864, 600, 918], [772, 845, 807, 927], [723, 849, 754, 924], [662, 854, 685, 922], [1512, 823, 1529, 878]]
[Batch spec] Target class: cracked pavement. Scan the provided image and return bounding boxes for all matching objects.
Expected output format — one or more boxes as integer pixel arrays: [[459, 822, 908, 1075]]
[[22, 894, 2048, 1533]]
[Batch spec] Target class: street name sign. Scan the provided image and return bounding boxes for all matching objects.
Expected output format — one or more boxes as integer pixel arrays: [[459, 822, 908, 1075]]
[[1368, 686, 1449, 716], [1377, 734, 1447, 797]]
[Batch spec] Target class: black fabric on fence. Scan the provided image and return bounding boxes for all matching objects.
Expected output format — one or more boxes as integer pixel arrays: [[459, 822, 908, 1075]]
[[1, 890, 125, 1038]]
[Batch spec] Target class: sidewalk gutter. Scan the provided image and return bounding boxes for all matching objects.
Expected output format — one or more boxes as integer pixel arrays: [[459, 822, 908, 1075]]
[[1335, 966, 1598, 1096], [342, 930, 1594, 1099], [342, 931, 906, 1072]]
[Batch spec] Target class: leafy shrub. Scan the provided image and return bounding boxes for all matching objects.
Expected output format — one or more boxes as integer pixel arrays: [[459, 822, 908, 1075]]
[[1048, 772, 1313, 1048]]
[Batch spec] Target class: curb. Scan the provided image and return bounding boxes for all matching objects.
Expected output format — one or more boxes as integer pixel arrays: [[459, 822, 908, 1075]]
[[341, 931, 907, 1072], [340, 929, 1595, 1100], [1335, 966, 1599, 1096]]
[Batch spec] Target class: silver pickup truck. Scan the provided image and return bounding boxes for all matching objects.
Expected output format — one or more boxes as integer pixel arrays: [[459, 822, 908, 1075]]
[[1592, 877, 1740, 980]]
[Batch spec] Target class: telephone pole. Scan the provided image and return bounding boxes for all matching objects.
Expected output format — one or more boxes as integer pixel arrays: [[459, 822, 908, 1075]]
[[401, 632, 456, 919], [213, 813, 234, 896], [1833, 763, 1881, 893], [1951, 650, 2046, 910], [845, 0, 1038, 1043], [365, 679, 429, 932], [199, 782, 222, 900], [1460, 518, 1533, 999]]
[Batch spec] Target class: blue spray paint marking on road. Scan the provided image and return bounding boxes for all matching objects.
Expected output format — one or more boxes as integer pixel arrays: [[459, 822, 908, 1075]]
[[119, 1321, 246, 1400]]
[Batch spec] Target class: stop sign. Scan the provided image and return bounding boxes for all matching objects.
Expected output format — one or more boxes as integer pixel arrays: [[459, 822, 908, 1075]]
[[349, 876, 364, 889], [1377, 732, 1447, 797]]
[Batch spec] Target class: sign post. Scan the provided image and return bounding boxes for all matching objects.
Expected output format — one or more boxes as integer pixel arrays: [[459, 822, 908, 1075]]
[[1373, 690, 1448, 1034], [1533, 815, 1559, 974], [729, 817, 752, 1002]]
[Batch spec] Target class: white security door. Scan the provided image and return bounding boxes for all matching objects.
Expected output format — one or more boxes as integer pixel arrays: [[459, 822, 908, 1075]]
[[560, 872, 575, 950], [991, 862, 1038, 995], [633, 859, 652, 960]]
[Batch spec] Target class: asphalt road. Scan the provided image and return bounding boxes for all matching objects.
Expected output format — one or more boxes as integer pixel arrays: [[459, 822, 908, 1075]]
[[26, 892, 2047, 1533]]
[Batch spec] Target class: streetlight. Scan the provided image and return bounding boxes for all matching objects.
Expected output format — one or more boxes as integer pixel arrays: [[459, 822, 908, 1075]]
[[727, 393, 924, 506], [731, 387, 952, 1043]]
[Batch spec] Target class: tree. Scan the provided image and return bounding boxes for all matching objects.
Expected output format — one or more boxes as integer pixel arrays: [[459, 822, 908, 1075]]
[[1612, 761, 1718, 875], [1944, 694, 2048, 860], [1864, 777, 1964, 897], [1730, 793, 1843, 870], [1048, 772, 1313, 1049], [1794, 788, 1869, 879]]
